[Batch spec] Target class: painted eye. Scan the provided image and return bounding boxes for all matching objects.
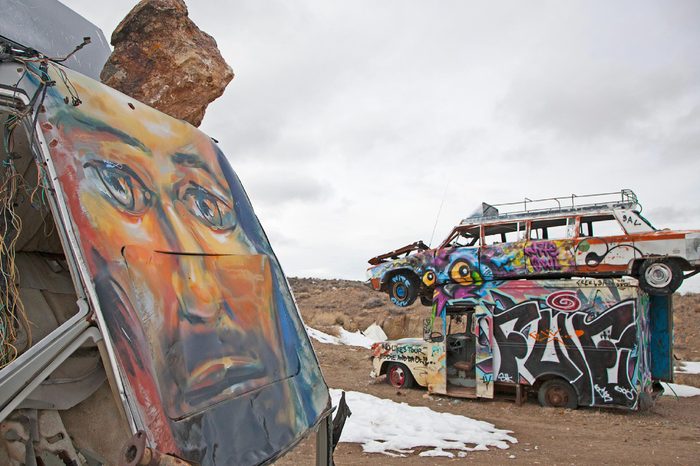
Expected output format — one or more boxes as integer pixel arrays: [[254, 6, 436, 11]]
[[422, 271, 436, 287], [449, 260, 473, 285], [182, 183, 236, 230], [84, 161, 152, 214]]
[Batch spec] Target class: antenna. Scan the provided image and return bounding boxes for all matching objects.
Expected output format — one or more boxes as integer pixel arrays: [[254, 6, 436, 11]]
[[428, 181, 449, 247]]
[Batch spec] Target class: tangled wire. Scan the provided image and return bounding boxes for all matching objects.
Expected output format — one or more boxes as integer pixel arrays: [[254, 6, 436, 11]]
[[0, 158, 32, 367], [0, 49, 68, 367]]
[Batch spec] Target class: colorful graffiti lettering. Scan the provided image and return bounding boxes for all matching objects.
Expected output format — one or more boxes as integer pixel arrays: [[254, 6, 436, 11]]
[[489, 296, 640, 407], [524, 242, 561, 271], [368, 237, 582, 298], [435, 279, 650, 409]]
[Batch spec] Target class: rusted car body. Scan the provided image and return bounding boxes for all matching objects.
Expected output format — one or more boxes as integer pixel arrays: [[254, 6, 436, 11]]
[[367, 191, 700, 306], [0, 4, 333, 464], [371, 278, 673, 410]]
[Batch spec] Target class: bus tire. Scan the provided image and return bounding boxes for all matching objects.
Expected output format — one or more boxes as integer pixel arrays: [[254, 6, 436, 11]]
[[538, 379, 578, 409]]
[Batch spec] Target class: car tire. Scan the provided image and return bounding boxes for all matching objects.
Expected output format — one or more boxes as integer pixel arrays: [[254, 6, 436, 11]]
[[386, 362, 414, 389], [420, 295, 432, 307], [538, 379, 578, 409], [387, 273, 419, 307], [638, 258, 683, 295]]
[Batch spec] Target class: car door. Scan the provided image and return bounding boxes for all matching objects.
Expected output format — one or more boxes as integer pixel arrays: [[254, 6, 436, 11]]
[[575, 214, 638, 275], [436, 226, 482, 285], [523, 218, 577, 277], [480, 221, 527, 279]]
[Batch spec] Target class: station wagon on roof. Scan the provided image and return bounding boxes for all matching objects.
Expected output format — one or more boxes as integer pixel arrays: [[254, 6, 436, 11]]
[[366, 190, 700, 307]]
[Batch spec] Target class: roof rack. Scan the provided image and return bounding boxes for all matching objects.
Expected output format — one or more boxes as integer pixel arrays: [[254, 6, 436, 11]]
[[461, 189, 640, 225]]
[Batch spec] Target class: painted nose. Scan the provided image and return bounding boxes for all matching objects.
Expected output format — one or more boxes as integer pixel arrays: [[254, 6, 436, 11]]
[[176, 257, 223, 322], [159, 204, 223, 321]]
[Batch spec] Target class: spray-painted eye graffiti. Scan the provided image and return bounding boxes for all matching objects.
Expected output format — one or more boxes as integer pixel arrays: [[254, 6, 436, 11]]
[[449, 260, 473, 285], [36, 67, 329, 464], [449, 259, 485, 286], [422, 270, 436, 287]]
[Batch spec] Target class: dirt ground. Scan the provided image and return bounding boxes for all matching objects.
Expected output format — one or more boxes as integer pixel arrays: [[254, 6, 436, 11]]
[[276, 278, 700, 465]]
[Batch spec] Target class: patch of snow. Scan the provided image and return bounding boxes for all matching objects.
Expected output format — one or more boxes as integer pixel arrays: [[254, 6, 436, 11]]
[[419, 448, 453, 458], [661, 382, 700, 397], [330, 389, 516, 458], [306, 324, 388, 348], [305, 326, 340, 345], [675, 361, 700, 375], [338, 328, 376, 348]]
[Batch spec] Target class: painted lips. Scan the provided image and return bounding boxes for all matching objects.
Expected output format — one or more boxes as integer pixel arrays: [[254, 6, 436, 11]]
[[188, 356, 264, 391]]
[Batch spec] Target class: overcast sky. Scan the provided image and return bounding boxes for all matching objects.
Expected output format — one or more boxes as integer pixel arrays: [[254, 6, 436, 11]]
[[60, 0, 700, 291]]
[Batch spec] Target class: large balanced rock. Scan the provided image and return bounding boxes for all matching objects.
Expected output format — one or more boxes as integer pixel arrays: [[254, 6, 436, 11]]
[[100, 0, 233, 127]]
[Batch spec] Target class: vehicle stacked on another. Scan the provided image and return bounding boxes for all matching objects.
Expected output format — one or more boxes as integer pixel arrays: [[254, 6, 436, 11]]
[[366, 190, 682, 410], [366, 189, 700, 306]]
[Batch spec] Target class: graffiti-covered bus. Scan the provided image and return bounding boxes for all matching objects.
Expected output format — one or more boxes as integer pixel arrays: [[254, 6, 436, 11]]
[[0, 6, 334, 464], [371, 278, 673, 410]]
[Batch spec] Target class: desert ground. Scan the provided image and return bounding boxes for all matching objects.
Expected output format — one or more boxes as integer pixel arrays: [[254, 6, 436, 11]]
[[276, 278, 700, 465]]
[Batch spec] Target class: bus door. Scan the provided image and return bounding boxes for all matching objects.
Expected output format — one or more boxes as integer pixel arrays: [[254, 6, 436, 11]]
[[474, 309, 495, 399], [445, 307, 477, 397]]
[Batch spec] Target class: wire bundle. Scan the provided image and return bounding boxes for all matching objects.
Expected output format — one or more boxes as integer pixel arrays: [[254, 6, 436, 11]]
[[0, 157, 31, 367], [0, 41, 82, 366]]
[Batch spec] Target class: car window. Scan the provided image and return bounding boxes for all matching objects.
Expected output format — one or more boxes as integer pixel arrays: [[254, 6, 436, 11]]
[[447, 227, 480, 247], [483, 222, 526, 245], [529, 218, 575, 240], [448, 314, 469, 335], [580, 214, 625, 237]]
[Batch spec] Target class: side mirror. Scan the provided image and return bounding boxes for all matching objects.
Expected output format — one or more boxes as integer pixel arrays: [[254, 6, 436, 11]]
[[430, 332, 444, 343]]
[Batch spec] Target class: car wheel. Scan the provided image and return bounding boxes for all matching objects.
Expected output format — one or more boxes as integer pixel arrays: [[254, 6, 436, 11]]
[[387, 273, 418, 307], [538, 379, 578, 409], [420, 295, 432, 307], [386, 363, 414, 389], [639, 258, 682, 295]]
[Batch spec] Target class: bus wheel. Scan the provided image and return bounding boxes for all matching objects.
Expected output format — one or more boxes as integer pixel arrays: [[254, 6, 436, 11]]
[[538, 379, 577, 409], [386, 363, 414, 389]]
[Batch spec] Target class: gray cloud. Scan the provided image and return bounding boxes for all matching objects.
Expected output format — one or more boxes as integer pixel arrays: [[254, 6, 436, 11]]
[[243, 171, 332, 206], [499, 2, 700, 142], [61, 0, 700, 293], [645, 206, 700, 227]]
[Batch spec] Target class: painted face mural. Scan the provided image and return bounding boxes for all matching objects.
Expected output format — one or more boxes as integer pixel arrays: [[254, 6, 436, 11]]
[[35, 67, 327, 463]]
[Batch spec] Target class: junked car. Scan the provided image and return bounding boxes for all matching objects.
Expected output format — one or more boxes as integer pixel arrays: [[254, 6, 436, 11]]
[[366, 190, 700, 306]]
